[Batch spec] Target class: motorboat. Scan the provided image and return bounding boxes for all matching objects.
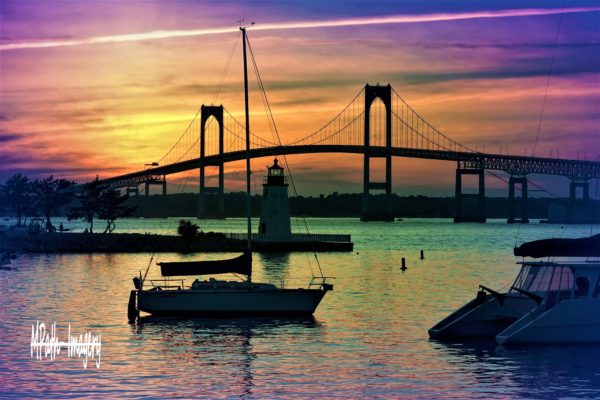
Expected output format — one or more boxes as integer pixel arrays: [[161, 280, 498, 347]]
[[429, 234, 600, 344], [128, 26, 333, 320]]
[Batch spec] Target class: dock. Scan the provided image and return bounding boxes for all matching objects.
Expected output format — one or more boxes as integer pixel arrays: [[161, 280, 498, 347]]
[[228, 233, 353, 252]]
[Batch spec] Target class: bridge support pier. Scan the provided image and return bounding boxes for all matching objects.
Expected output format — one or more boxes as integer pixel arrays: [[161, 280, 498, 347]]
[[454, 164, 486, 223], [507, 176, 529, 224], [570, 180, 589, 201], [361, 84, 394, 222], [144, 176, 167, 196], [198, 105, 225, 219], [126, 186, 140, 196]]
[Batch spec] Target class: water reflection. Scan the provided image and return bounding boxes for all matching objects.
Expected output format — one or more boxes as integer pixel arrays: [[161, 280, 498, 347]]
[[4, 220, 599, 398], [431, 339, 600, 398], [133, 316, 320, 397], [258, 252, 291, 284]]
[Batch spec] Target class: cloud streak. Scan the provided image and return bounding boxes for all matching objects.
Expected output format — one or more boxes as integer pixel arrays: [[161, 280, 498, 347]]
[[2, 7, 598, 51]]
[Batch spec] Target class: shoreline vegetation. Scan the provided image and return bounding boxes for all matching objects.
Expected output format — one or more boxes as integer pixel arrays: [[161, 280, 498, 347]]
[[1, 188, 597, 253], [125, 192, 597, 221], [0, 172, 595, 222], [1, 192, 597, 223], [126, 192, 569, 218]]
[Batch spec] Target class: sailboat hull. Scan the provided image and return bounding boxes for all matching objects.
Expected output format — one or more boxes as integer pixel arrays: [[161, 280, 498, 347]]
[[137, 288, 328, 317]]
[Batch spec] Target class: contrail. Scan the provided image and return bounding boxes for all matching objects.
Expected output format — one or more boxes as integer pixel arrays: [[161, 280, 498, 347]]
[[1, 7, 598, 51]]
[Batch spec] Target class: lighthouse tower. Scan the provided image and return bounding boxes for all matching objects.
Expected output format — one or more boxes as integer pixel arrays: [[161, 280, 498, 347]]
[[258, 158, 291, 239]]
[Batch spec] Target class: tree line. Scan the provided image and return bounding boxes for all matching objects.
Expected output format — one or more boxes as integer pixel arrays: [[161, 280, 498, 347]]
[[125, 191, 556, 219], [0, 174, 135, 233]]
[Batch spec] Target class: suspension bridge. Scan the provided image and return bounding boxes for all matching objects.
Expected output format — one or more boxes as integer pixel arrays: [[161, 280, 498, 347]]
[[100, 84, 600, 222]]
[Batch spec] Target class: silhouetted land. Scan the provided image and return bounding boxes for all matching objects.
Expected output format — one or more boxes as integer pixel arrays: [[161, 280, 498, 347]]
[[124, 192, 561, 219], [1, 191, 596, 222], [0, 230, 352, 253], [0, 230, 243, 253]]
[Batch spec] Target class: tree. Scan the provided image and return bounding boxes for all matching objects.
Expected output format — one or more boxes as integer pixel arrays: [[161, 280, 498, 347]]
[[68, 176, 104, 233], [98, 190, 136, 233], [33, 176, 76, 232], [0, 173, 35, 226], [177, 219, 199, 240]]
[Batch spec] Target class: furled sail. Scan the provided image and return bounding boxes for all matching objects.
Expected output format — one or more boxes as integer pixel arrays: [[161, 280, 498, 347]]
[[158, 251, 252, 277], [514, 234, 600, 258]]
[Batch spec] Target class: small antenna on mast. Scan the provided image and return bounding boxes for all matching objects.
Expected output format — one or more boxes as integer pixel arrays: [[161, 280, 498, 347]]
[[236, 8, 245, 28], [238, 20, 255, 30]]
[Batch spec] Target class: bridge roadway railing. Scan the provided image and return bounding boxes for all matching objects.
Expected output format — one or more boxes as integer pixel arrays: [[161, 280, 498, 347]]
[[100, 145, 600, 189], [460, 154, 600, 180]]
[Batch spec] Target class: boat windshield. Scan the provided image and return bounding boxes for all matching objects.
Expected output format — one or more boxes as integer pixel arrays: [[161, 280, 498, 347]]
[[512, 264, 574, 293]]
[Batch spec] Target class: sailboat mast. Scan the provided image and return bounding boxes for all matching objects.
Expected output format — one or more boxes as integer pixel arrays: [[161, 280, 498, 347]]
[[241, 27, 252, 253]]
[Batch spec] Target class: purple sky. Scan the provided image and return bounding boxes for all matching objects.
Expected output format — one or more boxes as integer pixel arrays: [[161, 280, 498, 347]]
[[0, 0, 598, 197]]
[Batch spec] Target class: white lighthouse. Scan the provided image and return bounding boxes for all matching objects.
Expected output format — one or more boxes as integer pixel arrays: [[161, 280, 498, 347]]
[[258, 158, 291, 240]]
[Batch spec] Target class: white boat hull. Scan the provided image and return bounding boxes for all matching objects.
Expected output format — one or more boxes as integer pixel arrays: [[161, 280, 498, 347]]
[[429, 294, 539, 339], [137, 288, 328, 317], [497, 298, 600, 344]]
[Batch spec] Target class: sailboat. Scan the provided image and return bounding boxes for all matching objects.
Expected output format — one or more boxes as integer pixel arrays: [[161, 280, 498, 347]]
[[128, 26, 333, 320]]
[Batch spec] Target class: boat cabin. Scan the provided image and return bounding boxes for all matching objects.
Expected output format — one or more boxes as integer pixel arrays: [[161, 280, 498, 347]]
[[511, 261, 600, 304]]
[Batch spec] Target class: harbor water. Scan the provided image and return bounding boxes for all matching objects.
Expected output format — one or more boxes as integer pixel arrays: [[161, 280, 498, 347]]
[[1, 218, 599, 398]]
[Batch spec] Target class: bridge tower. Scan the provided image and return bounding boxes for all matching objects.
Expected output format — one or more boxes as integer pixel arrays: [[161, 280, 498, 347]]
[[454, 161, 486, 223], [198, 105, 225, 219], [507, 176, 529, 224], [362, 84, 393, 221]]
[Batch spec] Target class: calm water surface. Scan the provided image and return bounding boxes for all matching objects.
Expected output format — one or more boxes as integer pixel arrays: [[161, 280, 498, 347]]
[[1, 218, 599, 399]]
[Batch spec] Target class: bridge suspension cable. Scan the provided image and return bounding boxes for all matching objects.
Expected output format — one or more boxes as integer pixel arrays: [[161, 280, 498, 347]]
[[286, 88, 366, 146], [270, 84, 476, 154], [223, 108, 279, 150], [156, 110, 200, 165], [391, 88, 474, 153]]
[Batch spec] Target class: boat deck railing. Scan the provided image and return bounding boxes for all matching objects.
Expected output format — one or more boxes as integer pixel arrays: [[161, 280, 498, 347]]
[[308, 276, 335, 289], [147, 279, 185, 290]]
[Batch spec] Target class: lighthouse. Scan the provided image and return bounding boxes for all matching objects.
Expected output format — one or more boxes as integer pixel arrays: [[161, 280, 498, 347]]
[[258, 158, 291, 240]]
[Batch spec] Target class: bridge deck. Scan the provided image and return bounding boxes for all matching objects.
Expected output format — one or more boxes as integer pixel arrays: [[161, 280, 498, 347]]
[[102, 145, 600, 188]]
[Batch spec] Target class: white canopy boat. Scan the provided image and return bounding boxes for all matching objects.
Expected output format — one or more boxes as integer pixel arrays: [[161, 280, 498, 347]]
[[429, 234, 600, 344], [127, 26, 333, 320]]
